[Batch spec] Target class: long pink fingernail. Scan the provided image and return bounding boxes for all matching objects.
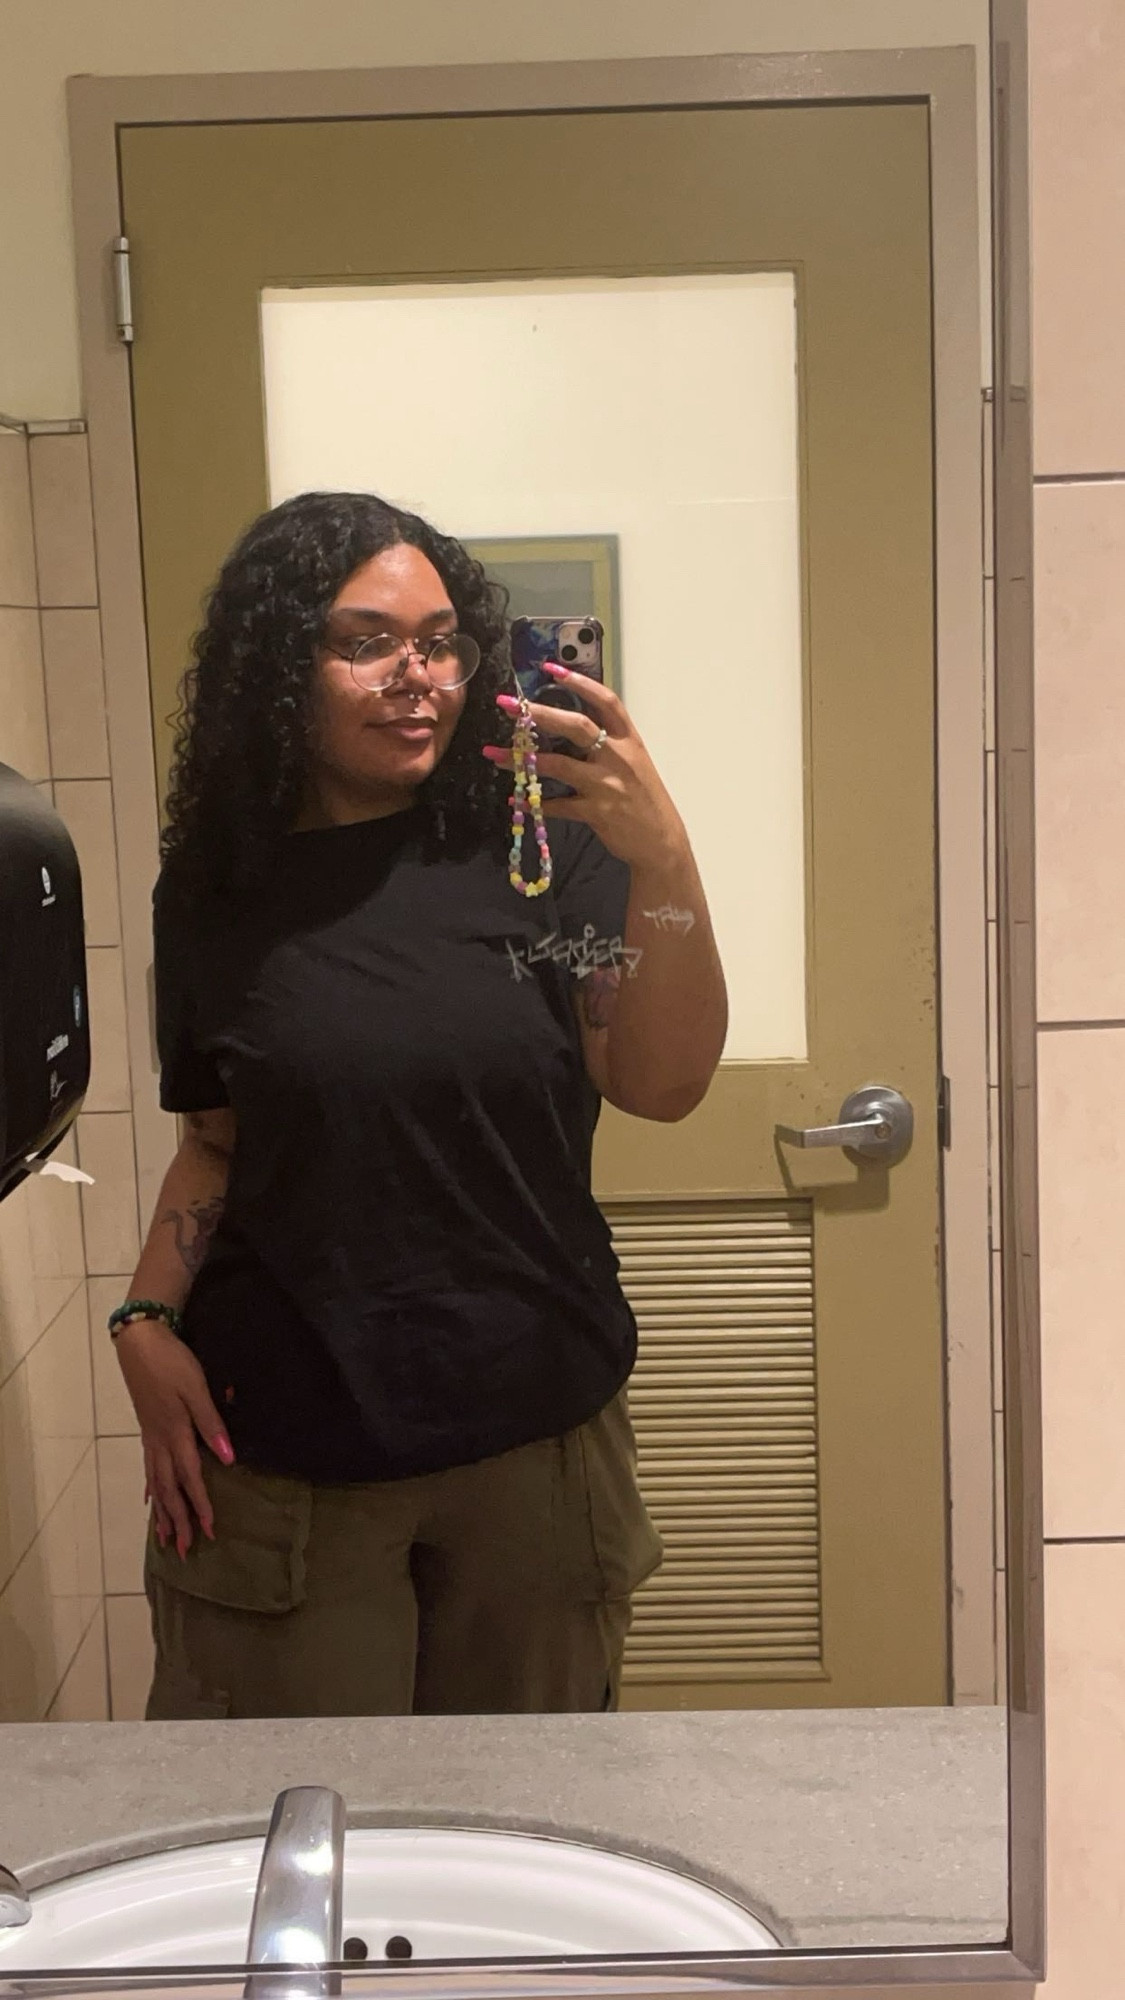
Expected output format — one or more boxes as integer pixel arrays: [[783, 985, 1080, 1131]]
[[543, 661, 569, 676], [481, 745, 506, 762], [212, 1433, 235, 1466], [495, 693, 519, 712]]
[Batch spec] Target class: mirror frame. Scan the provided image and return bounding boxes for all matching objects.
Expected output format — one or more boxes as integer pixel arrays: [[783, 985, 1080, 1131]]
[[51, 8, 1040, 1990]]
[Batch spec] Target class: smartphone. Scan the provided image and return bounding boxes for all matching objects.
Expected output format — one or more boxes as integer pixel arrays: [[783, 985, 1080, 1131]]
[[511, 616, 605, 705], [510, 616, 605, 799]]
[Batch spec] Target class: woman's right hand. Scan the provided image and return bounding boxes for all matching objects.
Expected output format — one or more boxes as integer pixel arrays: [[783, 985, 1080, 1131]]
[[114, 1320, 235, 1557]]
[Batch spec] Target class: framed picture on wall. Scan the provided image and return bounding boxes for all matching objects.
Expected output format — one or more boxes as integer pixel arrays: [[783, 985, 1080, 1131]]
[[464, 534, 622, 693]]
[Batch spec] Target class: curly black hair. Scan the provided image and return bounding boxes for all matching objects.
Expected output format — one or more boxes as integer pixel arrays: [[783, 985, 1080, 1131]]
[[161, 491, 512, 896]]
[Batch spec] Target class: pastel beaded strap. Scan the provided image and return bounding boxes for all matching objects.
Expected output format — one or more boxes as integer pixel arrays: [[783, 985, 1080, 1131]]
[[509, 693, 553, 898]]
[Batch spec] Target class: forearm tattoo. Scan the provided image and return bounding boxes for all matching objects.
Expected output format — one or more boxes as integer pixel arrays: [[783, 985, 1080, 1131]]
[[162, 1194, 225, 1277], [580, 966, 622, 1033]]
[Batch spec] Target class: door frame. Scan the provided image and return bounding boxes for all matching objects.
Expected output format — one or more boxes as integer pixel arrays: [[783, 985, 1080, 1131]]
[[66, 38, 1042, 1987]]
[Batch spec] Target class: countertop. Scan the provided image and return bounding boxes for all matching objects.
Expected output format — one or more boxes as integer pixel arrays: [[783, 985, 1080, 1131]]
[[0, 1707, 1007, 1952]]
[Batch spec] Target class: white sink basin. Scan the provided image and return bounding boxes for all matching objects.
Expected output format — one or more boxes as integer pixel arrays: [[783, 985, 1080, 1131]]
[[0, 1826, 779, 1968]]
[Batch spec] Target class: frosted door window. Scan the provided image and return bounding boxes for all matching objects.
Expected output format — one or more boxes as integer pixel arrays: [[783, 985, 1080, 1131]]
[[261, 275, 805, 1061]]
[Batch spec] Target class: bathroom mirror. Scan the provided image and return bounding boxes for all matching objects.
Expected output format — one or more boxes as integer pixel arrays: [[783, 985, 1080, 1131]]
[[0, 0, 1042, 1988]]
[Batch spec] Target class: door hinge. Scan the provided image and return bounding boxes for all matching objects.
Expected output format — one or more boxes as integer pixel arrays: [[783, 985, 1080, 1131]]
[[112, 235, 134, 345], [938, 1074, 952, 1150]]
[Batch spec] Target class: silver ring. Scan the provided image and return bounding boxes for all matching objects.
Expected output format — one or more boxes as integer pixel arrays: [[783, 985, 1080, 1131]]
[[587, 726, 609, 760]]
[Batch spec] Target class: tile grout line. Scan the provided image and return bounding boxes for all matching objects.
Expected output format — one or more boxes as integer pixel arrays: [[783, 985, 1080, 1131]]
[[1038, 1018, 1125, 1033], [0, 1442, 101, 1611], [25, 435, 54, 810], [44, 1600, 105, 1721], [1034, 470, 1125, 487], [1044, 1535, 1125, 1547], [58, 432, 149, 1309]]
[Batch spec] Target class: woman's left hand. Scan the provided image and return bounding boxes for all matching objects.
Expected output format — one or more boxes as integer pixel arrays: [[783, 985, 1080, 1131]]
[[486, 667, 687, 871]]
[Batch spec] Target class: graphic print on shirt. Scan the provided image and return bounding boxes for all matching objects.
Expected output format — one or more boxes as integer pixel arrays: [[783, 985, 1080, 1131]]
[[504, 925, 643, 986]]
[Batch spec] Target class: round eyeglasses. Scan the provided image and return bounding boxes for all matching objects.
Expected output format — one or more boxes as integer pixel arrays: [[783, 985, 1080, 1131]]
[[330, 632, 482, 694]]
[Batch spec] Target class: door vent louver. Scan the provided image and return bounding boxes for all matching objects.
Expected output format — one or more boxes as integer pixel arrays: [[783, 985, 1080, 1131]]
[[607, 1199, 823, 1682]]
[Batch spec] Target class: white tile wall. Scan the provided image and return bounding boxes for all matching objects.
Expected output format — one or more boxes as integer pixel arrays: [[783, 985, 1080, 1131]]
[[0, 606, 50, 781], [25, 1285, 95, 1523], [96, 1434, 146, 1596], [0, 427, 112, 1720], [41, 609, 111, 780], [1039, 1029, 1125, 1537], [88, 1275, 140, 1435], [0, 1449, 103, 1722], [48, 1602, 109, 1722], [1031, 0, 1125, 474], [83, 948, 133, 1113], [54, 779, 120, 946], [77, 1114, 141, 1274], [1032, 1, 1125, 1990], [0, 1357, 37, 1592], [28, 433, 98, 609], [1043, 1543, 1125, 1997], [0, 1181, 51, 1383], [0, 432, 38, 607]]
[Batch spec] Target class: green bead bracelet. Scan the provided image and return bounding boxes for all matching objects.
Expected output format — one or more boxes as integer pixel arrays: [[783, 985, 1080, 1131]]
[[108, 1298, 184, 1340]]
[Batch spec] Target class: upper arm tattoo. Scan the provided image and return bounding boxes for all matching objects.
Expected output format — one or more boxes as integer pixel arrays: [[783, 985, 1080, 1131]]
[[579, 966, 622, 1033], [161, 1194, 225, 1278], [184, 1108, 236, 1160]]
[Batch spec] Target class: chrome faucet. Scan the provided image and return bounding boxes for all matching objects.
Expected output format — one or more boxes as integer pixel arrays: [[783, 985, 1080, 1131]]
[[245, 1787, 345, 1998], [0, 1864, 31, 1930]]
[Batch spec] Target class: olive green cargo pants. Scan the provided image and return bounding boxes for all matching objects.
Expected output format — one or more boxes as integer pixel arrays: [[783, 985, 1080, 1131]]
[[145, 1393, 662, 1720]]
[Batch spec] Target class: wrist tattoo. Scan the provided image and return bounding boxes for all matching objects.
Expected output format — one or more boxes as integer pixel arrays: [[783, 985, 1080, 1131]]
[[642, 904, 696, 935], [580, 966, 622, 1032], [162, 1194, 225, 1277]]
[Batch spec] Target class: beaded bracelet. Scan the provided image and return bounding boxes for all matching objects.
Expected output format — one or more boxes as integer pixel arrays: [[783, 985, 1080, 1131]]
[[108, 1298, 184, 1341]]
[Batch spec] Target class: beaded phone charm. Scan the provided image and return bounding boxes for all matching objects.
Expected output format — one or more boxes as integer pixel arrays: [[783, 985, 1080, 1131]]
[[508, 691, 553, 898]]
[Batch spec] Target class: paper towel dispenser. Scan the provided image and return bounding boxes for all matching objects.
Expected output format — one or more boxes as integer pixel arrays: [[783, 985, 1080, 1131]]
[[0, 763, 90, 1203]]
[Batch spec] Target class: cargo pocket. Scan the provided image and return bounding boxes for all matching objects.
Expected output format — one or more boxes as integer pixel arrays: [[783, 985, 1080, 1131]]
[[143, 1459, 313, 1615], [557, 1390, 664, 1605], [144, 1461, 315, 1721]]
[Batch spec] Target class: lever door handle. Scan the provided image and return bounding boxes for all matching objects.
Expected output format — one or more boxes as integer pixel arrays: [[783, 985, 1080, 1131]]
[[776, 1086, 914, 1167]]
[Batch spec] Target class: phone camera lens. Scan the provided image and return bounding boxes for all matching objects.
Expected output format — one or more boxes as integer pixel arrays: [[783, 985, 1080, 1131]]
[[560, 644, 578, 662], [577, 627, 595, 645]]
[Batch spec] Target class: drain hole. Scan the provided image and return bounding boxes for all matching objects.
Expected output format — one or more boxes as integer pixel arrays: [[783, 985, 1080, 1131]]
[[342, 1938, 369, 1962], [384, 1936, 414, 1961]]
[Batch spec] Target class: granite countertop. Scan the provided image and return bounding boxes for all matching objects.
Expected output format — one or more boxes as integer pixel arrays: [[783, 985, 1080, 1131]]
[[0, 1707, 1008, 1951]]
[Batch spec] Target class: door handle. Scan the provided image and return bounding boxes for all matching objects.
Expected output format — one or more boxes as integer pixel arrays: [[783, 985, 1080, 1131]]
[[776, 1086, 914, 1167]]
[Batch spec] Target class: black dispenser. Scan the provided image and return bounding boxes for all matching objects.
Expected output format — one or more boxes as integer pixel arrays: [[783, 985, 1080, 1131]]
[[0, 763, 90, 1202]]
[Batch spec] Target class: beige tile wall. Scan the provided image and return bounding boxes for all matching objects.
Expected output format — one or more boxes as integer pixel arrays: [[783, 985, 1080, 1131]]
[[0, 11, 1120, 1986], [0, 426, 107, 1719], [1031, 1, 1125, 1991], [31, 430, 151, 1715], [0, 425, 149, 1720]]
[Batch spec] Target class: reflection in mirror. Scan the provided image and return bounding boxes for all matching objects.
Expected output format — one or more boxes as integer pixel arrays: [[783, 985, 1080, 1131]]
[[131, 483, 728, 1720], [0, 0, 1029, 1983]]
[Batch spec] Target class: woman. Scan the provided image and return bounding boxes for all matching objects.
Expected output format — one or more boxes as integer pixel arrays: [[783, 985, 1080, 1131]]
[[115, 491, 727, 1720]]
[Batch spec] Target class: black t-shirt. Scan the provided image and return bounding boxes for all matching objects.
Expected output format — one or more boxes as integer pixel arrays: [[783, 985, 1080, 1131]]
[[154, 809, 637, 1482]]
